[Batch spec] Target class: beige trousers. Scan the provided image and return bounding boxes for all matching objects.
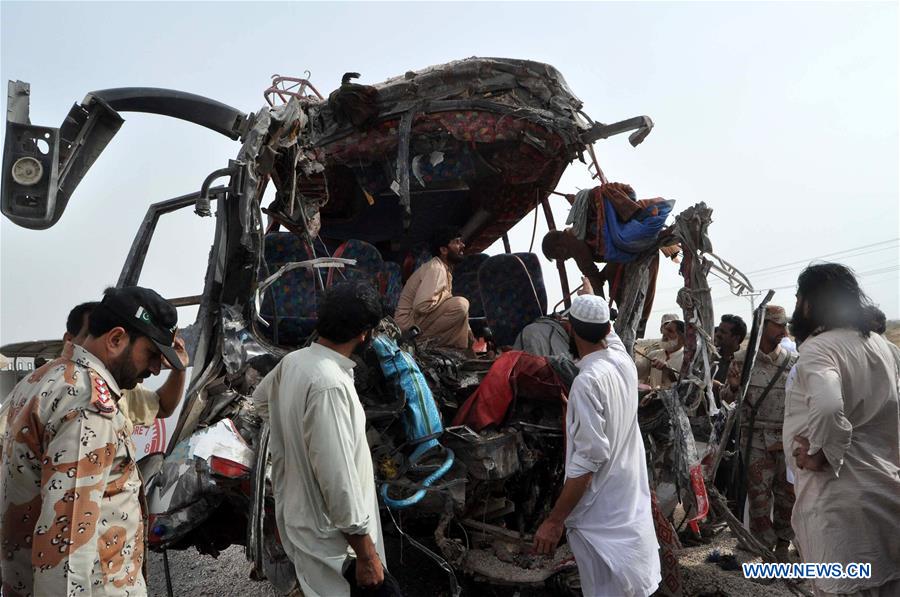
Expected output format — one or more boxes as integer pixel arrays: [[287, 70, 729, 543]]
[[415, 296, 471, 349]]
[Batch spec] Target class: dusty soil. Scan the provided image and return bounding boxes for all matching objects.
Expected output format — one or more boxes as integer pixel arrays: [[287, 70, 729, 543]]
[[147, 526, 807, 597], [147, 534, 455, 597], [677, 534, 801, 597]]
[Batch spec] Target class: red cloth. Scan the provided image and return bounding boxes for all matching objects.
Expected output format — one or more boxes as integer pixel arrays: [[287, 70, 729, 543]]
[[651, 490, 684, 596], [452, 351, 568, 431]]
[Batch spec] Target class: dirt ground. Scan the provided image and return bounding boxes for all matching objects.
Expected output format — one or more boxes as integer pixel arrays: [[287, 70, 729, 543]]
[[676, 534, 802, 597], [146, 534, 453, 597], [147, 526, 806, 597]]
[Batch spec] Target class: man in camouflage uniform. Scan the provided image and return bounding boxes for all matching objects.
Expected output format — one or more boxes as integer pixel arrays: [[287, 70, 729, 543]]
[[1, 286, 183, 596], [62, 300, 189, 436], [721, 305, 798, 559], [0, 301, 187, 463]]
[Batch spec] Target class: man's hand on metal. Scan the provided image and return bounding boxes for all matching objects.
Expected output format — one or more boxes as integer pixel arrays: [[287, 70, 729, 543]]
[[533, 517, 564, 556], [356, 553, 385, 589], [651, 358, 668, 371], [792, 435, 829, 472]]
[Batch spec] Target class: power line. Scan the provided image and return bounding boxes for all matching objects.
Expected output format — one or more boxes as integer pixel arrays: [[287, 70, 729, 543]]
[[749, 245, 899, 280], [653, 238, 899, 295], [744, 238, 899, 275], [646, 265, 900, 318], [710, 266, 899, 301]]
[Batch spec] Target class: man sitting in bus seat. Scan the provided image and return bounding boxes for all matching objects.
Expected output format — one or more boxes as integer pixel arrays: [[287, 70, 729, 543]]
[[394, 227, 474, 350]]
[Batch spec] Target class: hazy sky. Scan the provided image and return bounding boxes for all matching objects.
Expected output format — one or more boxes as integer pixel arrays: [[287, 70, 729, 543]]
[[1, 1, 897, 344]]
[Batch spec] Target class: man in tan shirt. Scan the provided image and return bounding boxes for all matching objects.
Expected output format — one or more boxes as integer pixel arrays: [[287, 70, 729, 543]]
[[785, 264, 900, 596], [394, 227, 473, 350]]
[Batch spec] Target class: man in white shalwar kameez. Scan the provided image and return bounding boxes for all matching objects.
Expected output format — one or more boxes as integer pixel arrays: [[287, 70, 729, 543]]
[[784, 264, 900, 597], [253, 282, 389, 597], [534, 289, 660, 597]]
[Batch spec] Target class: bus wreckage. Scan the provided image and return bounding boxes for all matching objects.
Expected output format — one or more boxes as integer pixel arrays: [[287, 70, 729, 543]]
[[2, 57, 775, 595]]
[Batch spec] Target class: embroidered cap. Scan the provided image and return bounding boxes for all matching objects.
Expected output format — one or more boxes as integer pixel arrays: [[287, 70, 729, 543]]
[[569, 294, 610, 325], [94, 286, 184, 370], [660, 313, 680, 326]]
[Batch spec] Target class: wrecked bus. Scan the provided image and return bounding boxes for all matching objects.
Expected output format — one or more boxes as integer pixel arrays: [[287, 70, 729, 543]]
[[1, 57, 768, 595]]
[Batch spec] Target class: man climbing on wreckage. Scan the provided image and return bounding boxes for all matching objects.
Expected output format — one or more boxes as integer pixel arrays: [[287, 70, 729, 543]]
[[720, 305, 797, 560], [253, 281, 401, 597], [533, 285, 661, 597], [394, 226, 474, 351], [541, 182, 675, 337]]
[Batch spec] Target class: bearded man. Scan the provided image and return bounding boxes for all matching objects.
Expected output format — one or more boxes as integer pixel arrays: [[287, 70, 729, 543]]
[[62, 300, 188, 434], [645, 319, 685, 389], [394, 227, 473, 350], [1, 286, 183, 596], [784, 263, 900, 596], [253, 281, 396, 596]]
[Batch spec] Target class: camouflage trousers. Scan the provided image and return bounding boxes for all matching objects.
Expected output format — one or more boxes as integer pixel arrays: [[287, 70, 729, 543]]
[[747, 443, 795, 550]]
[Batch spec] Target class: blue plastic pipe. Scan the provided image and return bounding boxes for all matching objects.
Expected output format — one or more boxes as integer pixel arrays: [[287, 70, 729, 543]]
[[380, 449, 455, 509]]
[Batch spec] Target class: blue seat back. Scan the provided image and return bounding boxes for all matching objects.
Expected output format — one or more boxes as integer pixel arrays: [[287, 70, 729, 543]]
[[513, 252, 547, 316], [478, 253, 545, 347], [453, 253, 489, 318], [328, 239, 384, 290], [260, 232, 319, 345]]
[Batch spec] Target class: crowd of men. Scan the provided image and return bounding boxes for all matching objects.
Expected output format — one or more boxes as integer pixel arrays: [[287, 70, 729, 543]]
[[1, 240, 898, 597]]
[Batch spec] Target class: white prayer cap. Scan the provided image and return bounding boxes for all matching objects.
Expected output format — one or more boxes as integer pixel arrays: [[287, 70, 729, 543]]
[[569, 295, 610, 324]]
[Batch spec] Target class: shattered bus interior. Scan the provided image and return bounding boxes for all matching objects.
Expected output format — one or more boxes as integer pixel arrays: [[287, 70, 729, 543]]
[[2, 58, 770, 595]]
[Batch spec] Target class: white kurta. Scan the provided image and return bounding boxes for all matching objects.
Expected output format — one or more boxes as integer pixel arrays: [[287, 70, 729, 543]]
[[253, 343, 385, 597], [565, 331, 661, 597], [783, 329, 900, 594]]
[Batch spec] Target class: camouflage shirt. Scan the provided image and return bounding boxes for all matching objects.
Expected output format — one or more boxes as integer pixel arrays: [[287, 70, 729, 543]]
[[722, 345, 798, 450], [1, 344, 146, 597]]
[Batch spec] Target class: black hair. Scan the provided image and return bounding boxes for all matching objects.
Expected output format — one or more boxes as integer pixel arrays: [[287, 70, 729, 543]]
[[430, 226, 462, 257], [570, 317, 612, 344], [795, 263, 877, 337], [66, 301, 100, 336], [316, 281, 383, 343], [541, 230, 568, 260], [87, 289, 146, 341], [719, 314, 747, 343], [866, 305, 887, 335]]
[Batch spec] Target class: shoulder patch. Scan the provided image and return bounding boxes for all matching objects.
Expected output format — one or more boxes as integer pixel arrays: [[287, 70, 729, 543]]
[[87, 369, 118, 418]]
